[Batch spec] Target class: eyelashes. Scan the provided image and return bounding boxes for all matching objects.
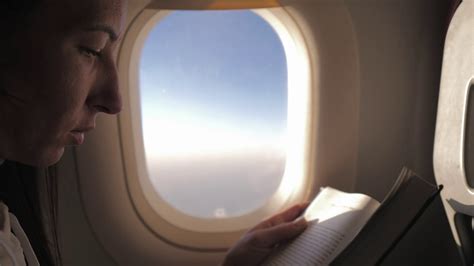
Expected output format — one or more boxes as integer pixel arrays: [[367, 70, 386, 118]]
[[79, 46, 103, 58]]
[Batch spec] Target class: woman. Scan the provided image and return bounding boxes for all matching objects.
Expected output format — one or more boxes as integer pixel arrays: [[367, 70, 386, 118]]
[[0, 0, 308, 265]]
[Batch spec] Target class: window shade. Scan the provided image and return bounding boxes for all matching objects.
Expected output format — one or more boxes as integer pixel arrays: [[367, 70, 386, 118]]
[[147, 0, 281, 10]]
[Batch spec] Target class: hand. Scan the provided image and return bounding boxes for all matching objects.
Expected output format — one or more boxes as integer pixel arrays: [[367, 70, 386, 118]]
[[221, 203, 309, 266]]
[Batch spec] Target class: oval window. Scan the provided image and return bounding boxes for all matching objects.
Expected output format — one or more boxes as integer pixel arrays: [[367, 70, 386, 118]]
[[139, 10, 288, 219]]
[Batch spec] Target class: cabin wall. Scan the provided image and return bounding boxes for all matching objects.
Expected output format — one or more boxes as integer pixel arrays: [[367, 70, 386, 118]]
[[57, 149, 117, 266], [56, 0, 463, 265], [290, 0, 462, 263], [346, 0, 461, 264]]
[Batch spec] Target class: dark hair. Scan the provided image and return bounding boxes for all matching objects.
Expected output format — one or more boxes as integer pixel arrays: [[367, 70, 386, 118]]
[[1, 0, 41, 19], [0, 0, 61, 265]]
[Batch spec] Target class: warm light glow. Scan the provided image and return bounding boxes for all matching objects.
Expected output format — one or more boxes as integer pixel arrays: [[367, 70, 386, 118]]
[[262, 8, 312, 204], [142, 112, 287, 160]]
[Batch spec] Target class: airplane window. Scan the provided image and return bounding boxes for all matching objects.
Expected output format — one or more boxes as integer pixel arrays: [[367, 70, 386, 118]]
[[139, 10, 288, 218]]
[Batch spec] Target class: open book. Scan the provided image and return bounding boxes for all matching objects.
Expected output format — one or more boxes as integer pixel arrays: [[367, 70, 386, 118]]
[[262, 167, 441, 266]]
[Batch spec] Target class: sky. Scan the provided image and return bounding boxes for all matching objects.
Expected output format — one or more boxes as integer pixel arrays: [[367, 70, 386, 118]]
[[139, 10, 288, 218]]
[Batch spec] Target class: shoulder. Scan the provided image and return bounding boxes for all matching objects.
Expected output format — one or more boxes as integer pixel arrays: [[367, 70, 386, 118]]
[[0, 202, 26, 266], [0, 201, 8, 231]]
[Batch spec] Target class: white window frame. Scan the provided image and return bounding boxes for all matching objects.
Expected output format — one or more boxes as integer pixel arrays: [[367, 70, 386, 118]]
[[117, 7, 313, 249]]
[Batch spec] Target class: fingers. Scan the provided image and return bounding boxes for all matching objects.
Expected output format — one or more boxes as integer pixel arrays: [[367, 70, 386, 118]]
[[253, 202, 309, 231], [222, 203, 310, 266], [250, 217, 308, 248]]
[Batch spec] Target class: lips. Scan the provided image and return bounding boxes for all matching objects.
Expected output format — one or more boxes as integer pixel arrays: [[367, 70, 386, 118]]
[[70, 131, 85, 145], [70, 125, 94, 145]]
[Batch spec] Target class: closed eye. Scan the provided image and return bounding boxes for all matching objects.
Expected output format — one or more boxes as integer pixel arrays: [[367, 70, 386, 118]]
[[79, 46, 102, 58]]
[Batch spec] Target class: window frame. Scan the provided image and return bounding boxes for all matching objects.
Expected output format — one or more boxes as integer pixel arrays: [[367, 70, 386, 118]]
[[117, 7, 313, 249]]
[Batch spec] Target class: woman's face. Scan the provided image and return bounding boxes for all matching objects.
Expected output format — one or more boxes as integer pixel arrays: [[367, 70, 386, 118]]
[[0, 0, 127, 166]]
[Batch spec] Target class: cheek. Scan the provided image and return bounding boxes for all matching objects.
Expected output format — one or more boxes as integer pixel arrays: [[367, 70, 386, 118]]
[[51, 51, 95, 109], [27, 55, 95, 139], [59, 67, 91, 110]]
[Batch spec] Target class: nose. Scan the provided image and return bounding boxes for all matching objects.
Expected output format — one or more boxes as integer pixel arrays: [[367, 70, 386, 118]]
[[87, 59, 123, 115]]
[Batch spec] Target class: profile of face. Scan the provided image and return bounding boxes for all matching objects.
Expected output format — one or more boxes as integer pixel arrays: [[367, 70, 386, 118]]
[[0, 0, 127, 167]]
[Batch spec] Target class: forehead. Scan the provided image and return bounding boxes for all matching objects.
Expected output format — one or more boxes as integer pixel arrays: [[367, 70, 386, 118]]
[[41, 0, 127, 36]]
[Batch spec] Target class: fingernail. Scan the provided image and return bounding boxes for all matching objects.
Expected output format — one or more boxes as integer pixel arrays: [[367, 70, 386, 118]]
[[294, 216, 308, 228]]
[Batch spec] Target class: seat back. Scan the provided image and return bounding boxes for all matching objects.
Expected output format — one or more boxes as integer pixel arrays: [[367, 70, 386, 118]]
[[433, 0, 474, 265]]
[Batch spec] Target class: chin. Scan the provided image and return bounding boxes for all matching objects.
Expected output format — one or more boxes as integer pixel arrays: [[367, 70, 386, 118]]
[[42, 147, 65, 167], [24, 147, 65, 168]]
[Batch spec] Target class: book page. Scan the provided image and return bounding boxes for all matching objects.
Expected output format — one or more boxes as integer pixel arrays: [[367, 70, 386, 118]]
[[263, 188, 380, 266]]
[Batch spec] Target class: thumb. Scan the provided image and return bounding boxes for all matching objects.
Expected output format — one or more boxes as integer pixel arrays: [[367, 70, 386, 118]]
[[252, 217, 308, 248]]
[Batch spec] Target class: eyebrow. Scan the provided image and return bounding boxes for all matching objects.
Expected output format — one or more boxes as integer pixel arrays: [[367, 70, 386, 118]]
[[85, 24, 119, 41]]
